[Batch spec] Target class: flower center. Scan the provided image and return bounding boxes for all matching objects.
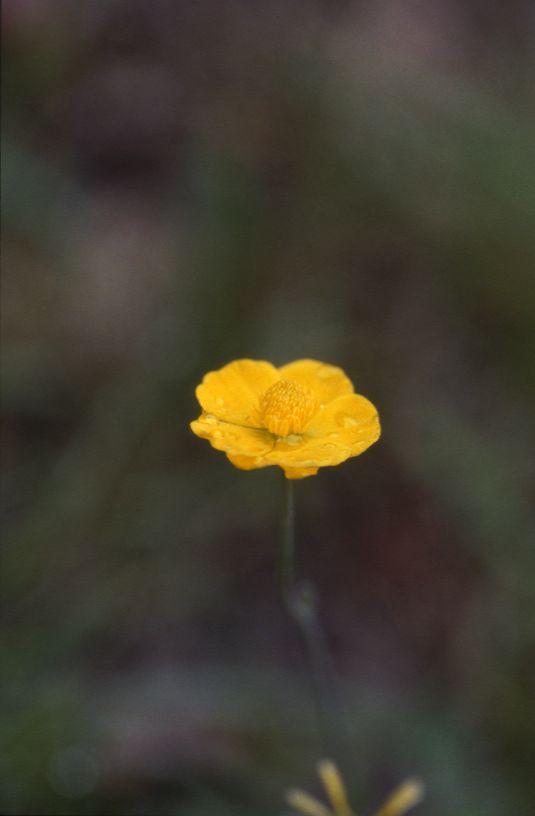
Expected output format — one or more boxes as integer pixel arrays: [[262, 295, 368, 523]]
[[260, 379, 317, 437]]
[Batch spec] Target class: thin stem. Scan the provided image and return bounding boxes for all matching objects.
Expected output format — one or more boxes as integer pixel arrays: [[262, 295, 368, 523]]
[[279, 472, 348, 766], [290, 581, 338, 760], [280, 476, 295, 601]]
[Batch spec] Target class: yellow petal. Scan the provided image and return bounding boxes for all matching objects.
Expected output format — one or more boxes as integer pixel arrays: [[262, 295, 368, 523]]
[[196, 359, 279, 426], [374, 779, 424, 816], [317, 760, 353, 816], [226, 452, 271, 471], [190, 414, 273, 457], [286, 788, 333, 816], [308, 393, 381, 455], [226, 456, 319, 478], [283, 466, 320, 479], [262, 394, 380, 469], [278, 360, 354, 406]]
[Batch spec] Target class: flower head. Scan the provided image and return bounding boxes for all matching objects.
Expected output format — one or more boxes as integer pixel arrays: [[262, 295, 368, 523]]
[[286, 759, 424, 816], [190, 359, 380, 479]]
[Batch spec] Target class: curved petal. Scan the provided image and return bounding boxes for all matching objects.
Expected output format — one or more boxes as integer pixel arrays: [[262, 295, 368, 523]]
[[283, 466, 319, 479], [226, 455, 318, 478], [264, 393, 380, 469], [308, 393, 380, 453], [190, 414, 274, 457], [196, 359, 279, 426], [226, 452, 270, 471], [278, 359, 354, 407]]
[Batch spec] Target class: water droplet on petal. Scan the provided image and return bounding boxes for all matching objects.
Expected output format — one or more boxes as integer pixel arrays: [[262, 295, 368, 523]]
[[213, 430, 223, 439], [205, 414, 217, 425], [317, 366, 337, 379], [336, 412, 358, 428], [216, 397, 225, 407]]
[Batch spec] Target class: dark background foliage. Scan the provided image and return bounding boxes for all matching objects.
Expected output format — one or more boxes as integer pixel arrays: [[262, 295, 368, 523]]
[[2, 2, 534, 814]]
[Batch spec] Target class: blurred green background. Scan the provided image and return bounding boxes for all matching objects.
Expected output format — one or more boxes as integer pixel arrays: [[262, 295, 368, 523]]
[[2, 2, 535, 814]]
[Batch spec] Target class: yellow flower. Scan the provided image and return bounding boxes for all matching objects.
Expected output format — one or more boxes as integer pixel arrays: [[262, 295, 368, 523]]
[[286, 759, 424, 816], [190, 359, 380, 479]]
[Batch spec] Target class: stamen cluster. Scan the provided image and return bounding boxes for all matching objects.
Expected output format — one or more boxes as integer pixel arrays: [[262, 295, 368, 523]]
[[261, 379, 317, 437]]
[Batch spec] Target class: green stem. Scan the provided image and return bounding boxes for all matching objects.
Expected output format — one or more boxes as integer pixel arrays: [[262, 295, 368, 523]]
[[280, 473, 347, 765], [280, 477, 295, 601]]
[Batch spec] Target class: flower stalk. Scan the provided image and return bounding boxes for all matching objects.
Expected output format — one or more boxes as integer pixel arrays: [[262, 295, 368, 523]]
[[280, 474, 347, 767], [280, 476, 296, 600]]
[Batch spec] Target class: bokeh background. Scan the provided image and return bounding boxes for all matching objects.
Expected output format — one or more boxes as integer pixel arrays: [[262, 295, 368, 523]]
[[2, 1, 535, 814]]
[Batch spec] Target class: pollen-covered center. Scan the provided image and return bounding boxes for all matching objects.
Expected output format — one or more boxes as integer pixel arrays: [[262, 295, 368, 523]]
[[260, 379, 317, 437]]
